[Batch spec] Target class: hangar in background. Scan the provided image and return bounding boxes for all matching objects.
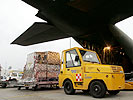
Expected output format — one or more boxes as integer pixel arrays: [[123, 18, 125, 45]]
[[12, 0, 133, 76]]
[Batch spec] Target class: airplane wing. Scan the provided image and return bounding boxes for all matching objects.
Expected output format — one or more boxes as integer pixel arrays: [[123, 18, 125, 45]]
[[11, 22, 70, 46]]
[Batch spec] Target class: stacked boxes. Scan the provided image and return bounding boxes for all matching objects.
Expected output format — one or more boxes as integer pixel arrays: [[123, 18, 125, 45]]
[[22, 51, 60, 82]]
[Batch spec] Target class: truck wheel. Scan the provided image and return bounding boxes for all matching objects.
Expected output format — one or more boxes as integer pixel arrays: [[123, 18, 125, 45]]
[[2, 83, 7, 88], [32, 86, 37, 91], [90, 81, 106, 98], [18, 87, 21, 90], [25, 87, 29, 90], [108, 90, 120, 95], [64, 80, 75, 95]]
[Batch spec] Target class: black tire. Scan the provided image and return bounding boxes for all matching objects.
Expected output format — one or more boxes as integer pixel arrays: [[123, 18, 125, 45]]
[[90, 81, 106, 98], [64, 80, 75, 95], [18, 87, 21, 90], [32, 85, 37, 91], [25, 87, 29, 90], [2, 83, 7, 88], [108, 90, 120, 95]]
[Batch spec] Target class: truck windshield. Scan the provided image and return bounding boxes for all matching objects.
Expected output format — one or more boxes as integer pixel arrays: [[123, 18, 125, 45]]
[[79, 49, 100, 64], [11, 73, 17, 77], [18, 74, 23, 77]]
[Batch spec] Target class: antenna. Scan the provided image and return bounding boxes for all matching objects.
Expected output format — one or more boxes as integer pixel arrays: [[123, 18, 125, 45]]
[[70, 37, 71, 48]]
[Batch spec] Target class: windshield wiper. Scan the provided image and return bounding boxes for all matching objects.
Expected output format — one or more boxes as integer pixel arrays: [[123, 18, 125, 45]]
[[91, 61, 100, 64], [84, 60, 99, 64]]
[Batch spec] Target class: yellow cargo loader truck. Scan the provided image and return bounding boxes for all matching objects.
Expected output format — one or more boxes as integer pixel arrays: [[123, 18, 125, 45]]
[[59, 47, 125, 98]]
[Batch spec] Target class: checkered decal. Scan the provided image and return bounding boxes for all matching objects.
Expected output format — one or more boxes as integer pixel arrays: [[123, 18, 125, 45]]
[[76, 74, 82, 81]]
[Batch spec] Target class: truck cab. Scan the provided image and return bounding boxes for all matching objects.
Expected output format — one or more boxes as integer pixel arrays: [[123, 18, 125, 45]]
[[6, 71, 23, 81], [59, 47, 125, 98]]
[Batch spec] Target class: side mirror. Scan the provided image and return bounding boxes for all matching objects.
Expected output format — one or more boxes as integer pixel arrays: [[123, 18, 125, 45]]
[[75, 56, 79, 62], [61, 61, 63, 64]]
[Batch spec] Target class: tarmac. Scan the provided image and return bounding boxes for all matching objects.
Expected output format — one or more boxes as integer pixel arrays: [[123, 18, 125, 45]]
[[0, 87, 133, 100]]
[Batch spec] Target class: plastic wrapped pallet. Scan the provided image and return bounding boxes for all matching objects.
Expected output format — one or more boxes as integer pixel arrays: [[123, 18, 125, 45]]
[[22, 51, 60, 82]]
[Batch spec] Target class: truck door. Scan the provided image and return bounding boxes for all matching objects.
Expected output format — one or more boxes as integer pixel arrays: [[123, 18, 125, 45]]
[[65, 49, 83, 82]]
